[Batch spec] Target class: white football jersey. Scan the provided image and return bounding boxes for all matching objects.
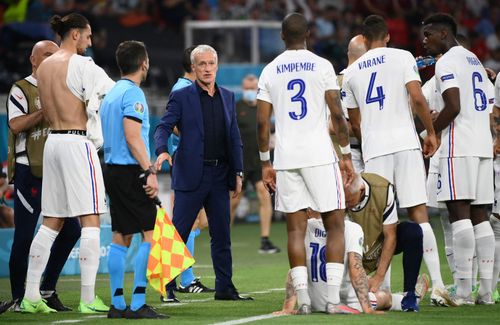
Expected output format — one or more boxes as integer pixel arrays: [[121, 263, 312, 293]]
[[422, 76, 443, 174], [343, 47, 421, 162], [305, 218, 364, 311], [257, 49, 339, 170], [435, 46, 494, 158]]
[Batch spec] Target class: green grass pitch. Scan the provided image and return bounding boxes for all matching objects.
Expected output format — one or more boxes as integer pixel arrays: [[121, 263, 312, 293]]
[[0, 215, 499, 324]]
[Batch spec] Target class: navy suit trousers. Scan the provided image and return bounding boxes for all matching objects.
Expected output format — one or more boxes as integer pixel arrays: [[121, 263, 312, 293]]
[[172, 164, 233, 292]]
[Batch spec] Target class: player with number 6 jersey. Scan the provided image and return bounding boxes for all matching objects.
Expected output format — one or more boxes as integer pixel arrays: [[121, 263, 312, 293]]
[[422, 13, 496, 305]]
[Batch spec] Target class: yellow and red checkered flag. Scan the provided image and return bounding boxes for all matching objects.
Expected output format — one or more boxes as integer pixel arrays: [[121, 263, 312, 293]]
[[147, 207, 195, 296]]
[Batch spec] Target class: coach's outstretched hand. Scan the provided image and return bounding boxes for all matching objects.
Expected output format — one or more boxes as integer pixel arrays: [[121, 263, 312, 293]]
[[154, 152, 173, 170]]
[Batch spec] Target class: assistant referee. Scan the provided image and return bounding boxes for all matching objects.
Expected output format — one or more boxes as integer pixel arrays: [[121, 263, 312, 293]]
[[100, 40, 165, 319]]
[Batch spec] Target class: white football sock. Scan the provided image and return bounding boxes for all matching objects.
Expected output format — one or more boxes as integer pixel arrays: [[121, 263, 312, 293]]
[[326, 263, 343, 305], [290, 266, 310, 306], [25, 225, 59, 302], [490, 214, 500, 293], [472, 253, 478, 288], [420, 222, 445, 288], [452, 219, 474, 298], [474, 221, 495, 298], [440, 213, 456, 285], [80, 227, 100, 304], [390, 293, 404, 311]]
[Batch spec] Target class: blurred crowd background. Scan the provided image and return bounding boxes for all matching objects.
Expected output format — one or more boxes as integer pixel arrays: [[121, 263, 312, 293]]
[[1, 0, 499, 95]]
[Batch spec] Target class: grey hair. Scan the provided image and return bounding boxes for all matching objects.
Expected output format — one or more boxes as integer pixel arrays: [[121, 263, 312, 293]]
[[190, 44, 218, 64], [345, 173, 363, 195]]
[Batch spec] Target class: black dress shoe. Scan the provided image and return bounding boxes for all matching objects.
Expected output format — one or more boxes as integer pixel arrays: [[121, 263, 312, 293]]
[[214, 289, 254, 301]]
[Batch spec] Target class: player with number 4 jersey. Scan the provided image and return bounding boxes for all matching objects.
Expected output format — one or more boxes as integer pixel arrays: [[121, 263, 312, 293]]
[[342, 15, 455, 307]]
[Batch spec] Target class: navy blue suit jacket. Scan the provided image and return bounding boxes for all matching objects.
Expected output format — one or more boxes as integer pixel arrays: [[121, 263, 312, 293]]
[[154, 82, 243, 191]]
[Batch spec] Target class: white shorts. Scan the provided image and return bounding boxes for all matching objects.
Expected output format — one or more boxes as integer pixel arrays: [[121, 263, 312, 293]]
[[275, 163, 345, 213], [426, 173, 446, 209], [42, 134, 107, 217], [494, 157, 500, 214], [364, 149, 427, 208], [437, 156, 493, 204]]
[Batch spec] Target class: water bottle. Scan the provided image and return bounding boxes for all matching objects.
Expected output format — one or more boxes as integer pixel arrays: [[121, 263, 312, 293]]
[[416, 56, 436, 69]]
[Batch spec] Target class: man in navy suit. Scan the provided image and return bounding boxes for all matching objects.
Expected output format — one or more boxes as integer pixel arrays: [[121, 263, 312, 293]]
[[154, 44, 251, 301]]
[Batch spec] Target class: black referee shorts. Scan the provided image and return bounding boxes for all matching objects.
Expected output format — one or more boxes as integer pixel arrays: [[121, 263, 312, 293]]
[[104, 164, 156, 235]]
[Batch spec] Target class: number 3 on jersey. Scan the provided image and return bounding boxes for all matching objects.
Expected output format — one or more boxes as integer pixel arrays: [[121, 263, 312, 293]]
[[365, 72, 385, 110], [288, 79, 308, 120]]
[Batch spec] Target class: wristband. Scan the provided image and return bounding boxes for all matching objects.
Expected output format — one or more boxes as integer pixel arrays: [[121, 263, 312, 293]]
[[142, 165, 157, 178], [259, 150, 270, 161], [419, 130, 428, 139], [340, 144, 351, 155]]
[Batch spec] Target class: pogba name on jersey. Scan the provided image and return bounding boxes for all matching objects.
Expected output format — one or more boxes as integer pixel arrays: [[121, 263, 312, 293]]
[[358, 55, 386, 70], [276, 62, 316, 74]]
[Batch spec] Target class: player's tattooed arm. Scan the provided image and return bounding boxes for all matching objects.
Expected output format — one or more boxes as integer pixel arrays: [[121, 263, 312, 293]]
[[348, 252, 373, 313], [493, 105, 500, 155], [274, 270, 297, 315]]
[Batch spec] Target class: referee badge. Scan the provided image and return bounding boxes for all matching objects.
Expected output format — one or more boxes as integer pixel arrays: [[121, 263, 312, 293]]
[[134, 102, 144, 114]]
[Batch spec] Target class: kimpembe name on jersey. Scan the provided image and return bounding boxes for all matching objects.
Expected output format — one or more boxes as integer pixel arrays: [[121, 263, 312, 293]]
[[358, 55, 386, 70], [276, 61, 316, 74]]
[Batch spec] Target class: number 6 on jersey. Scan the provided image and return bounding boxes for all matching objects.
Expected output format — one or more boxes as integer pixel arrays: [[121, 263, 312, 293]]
[[288, 79, 308, 120]]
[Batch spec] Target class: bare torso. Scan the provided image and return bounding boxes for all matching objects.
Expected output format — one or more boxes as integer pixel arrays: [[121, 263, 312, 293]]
[[37, 49, 87, 130]]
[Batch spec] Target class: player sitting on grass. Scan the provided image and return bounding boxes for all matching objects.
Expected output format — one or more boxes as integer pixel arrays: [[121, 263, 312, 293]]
[[275, 216, 429, 315]]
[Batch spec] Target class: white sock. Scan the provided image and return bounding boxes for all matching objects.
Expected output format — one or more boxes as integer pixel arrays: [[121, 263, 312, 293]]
[[472, 253, 478, 288], [490, 214, 500, 293], [474, 221, 495, 297], [326, 262, 344, 305], [452, 219, 474, 298], [290, 266, 310, 306], [80, 227, 100, 304], [420, 222, 445, 288], [25, 225, 59, 302], [440, 213, 456, 285], [390, 293, 404, 311]]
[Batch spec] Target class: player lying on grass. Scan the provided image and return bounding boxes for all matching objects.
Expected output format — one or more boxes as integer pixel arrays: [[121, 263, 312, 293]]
[[274, 217, 429, 315]]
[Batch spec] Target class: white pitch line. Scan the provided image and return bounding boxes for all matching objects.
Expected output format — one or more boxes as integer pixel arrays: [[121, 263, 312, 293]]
[[211, 313, 283, 325], [52, 320, 82, 324]]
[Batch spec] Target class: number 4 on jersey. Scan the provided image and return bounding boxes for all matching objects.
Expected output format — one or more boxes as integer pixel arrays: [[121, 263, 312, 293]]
[[365, 72, 385, 110]]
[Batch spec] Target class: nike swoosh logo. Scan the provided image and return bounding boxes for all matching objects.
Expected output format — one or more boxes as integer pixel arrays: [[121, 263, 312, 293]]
[[15, 94, 23, 100]]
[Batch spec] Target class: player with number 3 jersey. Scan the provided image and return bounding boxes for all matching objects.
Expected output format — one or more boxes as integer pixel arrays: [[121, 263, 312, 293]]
[[257, 13, 356, 315]]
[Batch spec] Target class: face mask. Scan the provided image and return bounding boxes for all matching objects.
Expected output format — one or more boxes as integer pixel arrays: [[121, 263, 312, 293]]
[[242, 89, 257, 103]]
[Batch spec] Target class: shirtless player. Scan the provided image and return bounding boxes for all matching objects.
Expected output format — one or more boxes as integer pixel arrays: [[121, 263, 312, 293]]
[[21, 13, 114, 314]]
